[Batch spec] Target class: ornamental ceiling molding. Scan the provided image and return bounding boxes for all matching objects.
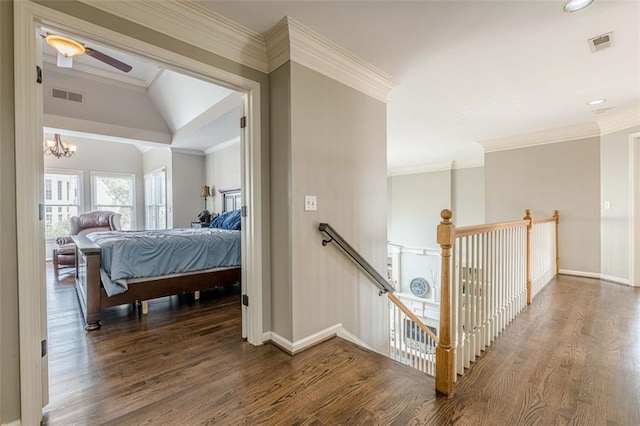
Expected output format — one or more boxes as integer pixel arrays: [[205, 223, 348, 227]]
[[81, 0, 269, 73], [479, 122, 601, 153], [266, 17, 398, 103], [83, 1, 397, 103]]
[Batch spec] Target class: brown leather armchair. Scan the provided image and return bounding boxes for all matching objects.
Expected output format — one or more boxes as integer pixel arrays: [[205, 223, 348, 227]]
[[53, 211, 122, 275]]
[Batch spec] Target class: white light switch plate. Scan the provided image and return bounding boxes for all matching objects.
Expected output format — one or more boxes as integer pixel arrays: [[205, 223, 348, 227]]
[[604, 201, 611, 210], [305, 195, 317, 211]]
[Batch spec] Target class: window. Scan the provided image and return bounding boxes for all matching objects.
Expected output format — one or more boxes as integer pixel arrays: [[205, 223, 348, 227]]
[[44, 171, 81, 240], [92, 172, 135, 230], [144, 168, 167, 230], [45, 179, 52, 201]]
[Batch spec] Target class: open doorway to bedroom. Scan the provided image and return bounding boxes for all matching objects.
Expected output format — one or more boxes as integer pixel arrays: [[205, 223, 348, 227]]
[[14, 3, 264, 421]]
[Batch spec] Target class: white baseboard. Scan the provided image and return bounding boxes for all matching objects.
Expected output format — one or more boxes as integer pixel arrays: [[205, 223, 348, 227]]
[[559, 269, 630, 285], [337, 327, 376, 352], [600, 274, 630, 286], [2, 419, 22, 426], [263, 324, 374, 354]]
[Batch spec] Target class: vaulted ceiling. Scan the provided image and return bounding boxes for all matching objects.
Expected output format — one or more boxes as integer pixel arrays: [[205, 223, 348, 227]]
[[41, 30, 242, 153]]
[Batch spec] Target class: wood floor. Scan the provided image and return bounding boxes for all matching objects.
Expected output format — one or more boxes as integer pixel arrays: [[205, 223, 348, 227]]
[[44, 268, 640, 425]]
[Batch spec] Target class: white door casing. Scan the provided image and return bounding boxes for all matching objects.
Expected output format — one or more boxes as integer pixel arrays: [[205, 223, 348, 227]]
[[14, 1, 265, 424], [630, 133, 640, 287]]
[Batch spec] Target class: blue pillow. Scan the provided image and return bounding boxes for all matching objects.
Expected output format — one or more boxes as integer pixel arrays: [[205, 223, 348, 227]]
[[220, 209, 241, 230], [209, 212, 228, 228], [209, 210, 241, 230]]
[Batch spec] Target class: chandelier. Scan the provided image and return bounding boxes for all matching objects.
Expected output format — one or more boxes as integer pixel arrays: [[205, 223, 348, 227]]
[[44, 134, 77, 159]]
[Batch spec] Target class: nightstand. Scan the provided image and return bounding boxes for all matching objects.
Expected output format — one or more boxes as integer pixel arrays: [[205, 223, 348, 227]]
[[190, 222, 210, 228]]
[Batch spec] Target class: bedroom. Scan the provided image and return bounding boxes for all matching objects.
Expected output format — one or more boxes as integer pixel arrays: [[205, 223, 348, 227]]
[[39, 26, 251, 402]]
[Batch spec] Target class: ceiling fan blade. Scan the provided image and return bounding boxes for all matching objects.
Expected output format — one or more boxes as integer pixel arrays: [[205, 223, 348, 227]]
[[85, 47, 133, 73]]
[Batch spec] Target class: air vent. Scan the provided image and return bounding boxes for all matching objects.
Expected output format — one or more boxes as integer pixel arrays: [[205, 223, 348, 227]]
[[51, 88, 83, 103], [588, 32, 613, 53]]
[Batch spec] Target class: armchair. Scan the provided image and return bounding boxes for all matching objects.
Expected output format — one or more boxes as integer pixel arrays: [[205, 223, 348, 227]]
[[52, 211, 122, 275]]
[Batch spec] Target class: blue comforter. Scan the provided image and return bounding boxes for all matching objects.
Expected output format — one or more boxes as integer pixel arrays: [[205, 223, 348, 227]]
[[87, 228, 241, 296]]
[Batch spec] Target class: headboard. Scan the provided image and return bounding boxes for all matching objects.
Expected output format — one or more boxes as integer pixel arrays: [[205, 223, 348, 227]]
[[219, 188, 241, 213]]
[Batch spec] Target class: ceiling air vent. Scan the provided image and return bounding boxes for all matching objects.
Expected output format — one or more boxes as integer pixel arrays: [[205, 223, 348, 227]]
[[51, 88, 83, 103], [588, 32, 613, 53]]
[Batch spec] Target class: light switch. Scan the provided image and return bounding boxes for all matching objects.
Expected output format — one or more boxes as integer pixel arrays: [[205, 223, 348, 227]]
[[604, 201, 611, 210], [304, 195, 317, 211]]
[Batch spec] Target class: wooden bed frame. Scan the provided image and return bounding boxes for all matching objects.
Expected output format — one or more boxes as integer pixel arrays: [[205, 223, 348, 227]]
[[72, 234, 242, 331]]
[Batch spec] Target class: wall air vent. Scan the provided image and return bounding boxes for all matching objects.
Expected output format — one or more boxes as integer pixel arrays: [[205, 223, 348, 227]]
[[588, 32, 613, 53], [51, 88, 83, 103]]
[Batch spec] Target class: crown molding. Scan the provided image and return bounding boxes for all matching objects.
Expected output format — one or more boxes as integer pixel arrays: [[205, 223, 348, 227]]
[[598, 109, 640, 136], [452, 159, 484, 170], [170, 147, 205, 157], [79, 3, 397, 102], [204, 137, 241, 155], [283, 16, 398, 103], [388, 162, 453, 177], [387, 158, 485, 177], [81, 0, 269, 73], [479, 122, 601, 153]]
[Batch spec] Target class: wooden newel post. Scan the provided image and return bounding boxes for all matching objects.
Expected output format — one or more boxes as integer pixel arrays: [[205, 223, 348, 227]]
[[436, 209, 456, 395], [553, 210, 560, 275], [524, 209, 533, 305]]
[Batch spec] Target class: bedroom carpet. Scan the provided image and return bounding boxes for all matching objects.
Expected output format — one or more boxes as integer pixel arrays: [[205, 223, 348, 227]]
[[43, 267, 640, 425]]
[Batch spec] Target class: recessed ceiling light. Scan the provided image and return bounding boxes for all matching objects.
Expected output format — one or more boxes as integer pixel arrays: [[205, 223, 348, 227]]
[[563, 0, 595, 12], [587, 99, 606, 106]]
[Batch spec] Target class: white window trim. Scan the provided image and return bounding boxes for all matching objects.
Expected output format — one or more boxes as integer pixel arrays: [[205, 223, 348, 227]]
[[144, 167, 167, 230], [91, 171, 136, 229], [44, 168, 83, 241]]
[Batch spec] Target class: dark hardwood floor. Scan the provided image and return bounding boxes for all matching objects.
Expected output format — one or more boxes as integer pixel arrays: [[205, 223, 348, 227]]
[[44, 267, 640, 425]]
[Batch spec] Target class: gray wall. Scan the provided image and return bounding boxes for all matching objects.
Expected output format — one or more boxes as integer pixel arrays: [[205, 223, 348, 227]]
[[452, 167, 485, 227], [269, 62, 293, 341], [205, 144, 241, 214], [44, 137, 145, 230], [0, 0, 20, 422], [485, 137, 601, 274], [388, 170, 451, 249], [43, 63, 170, 136], [600, 126, 640, 280], [288, 62, 388, 349], [388, 166, 485, 249], [171, 152, 206, 228]]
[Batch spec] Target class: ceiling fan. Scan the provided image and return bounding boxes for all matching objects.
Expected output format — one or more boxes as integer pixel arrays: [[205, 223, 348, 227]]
[[43, 34, 133, 73]]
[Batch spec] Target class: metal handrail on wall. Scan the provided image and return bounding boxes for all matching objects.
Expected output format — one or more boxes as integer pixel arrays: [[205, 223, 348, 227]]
[[318, 223, 395, 295]]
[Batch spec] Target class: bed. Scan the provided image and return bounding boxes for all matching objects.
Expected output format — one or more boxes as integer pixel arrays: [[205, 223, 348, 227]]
[[73, 218, 242, 331]]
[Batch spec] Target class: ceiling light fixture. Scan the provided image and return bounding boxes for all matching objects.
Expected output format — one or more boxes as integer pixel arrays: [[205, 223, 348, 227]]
[[43, 134, 77, 159], [45, 34, 86, 68], [586, 99, 606, 106], [563, 0, 595, 13]]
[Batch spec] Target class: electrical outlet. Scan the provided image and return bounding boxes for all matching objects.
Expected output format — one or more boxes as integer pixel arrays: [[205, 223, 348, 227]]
[[304, 195, 317, 211]]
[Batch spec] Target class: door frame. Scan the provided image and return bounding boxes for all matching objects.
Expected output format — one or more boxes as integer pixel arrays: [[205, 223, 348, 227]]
[[629, 132, 640, 287], [14, 2, 265, 424]]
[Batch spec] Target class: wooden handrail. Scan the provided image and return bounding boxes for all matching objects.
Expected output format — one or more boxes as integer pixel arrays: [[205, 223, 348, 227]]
[[455, 219, 528, 237], [388, 293, 439, 343], [532, 217, 555, 224]]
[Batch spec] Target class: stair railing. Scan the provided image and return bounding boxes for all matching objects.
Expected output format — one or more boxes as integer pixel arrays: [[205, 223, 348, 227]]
[[436, 209, 559, 395], [319, 223, 439, 375]]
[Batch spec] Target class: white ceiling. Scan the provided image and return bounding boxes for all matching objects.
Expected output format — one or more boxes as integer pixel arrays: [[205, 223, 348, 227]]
[[197, 0, 640, 171]]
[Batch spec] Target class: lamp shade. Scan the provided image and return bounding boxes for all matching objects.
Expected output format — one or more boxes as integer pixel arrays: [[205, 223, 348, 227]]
[[201, 185, 211, 198]]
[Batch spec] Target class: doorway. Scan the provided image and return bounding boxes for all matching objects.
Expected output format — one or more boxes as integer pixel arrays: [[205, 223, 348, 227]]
[[14, 2, 265, 424]]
